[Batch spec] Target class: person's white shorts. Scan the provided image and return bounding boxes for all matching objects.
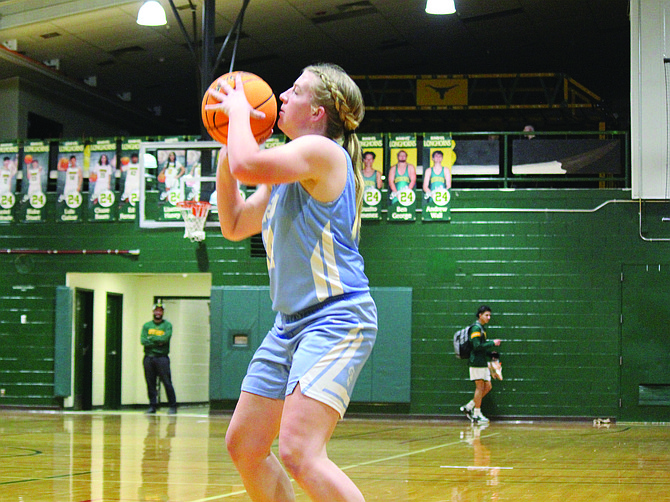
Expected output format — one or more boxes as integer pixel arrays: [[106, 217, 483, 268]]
[[241, 292, 377, 418], [469, 366, 491, 381]]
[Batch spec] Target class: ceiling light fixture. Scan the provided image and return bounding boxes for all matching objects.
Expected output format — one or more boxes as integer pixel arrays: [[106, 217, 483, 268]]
[[425, 0, 456, 15], [137, 0, 167, 26]]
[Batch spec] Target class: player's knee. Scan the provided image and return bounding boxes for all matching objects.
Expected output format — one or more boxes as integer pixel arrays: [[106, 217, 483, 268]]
[[225, 426, 253, 465], [225, 426, 241, 460], [278, 436, 310, 479]]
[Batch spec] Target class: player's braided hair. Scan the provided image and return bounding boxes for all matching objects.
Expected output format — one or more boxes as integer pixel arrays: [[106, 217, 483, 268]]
[[304, 63, 365, 240]]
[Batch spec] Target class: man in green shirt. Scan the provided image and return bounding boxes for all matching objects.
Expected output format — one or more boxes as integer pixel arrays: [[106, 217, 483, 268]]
[[460, 305, 501, 423], [141, 303, 177, 414]]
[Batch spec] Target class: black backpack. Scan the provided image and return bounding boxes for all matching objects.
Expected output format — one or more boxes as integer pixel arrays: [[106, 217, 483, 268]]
[[453, 324, 474, 359]]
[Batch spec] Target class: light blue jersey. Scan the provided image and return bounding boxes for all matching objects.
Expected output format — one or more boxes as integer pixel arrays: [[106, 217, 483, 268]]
[[262, 144, 369, 315]]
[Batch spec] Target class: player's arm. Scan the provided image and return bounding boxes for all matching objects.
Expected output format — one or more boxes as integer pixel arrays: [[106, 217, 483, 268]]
[[216, 147, 270, 241], [422, 168, 432, 193], [229, 136, 346, 202], [446, 165, 452, 189], [408, 164, 417, 189], [376, 171, 382, 189], [388, 166, 397, 192], [469, 327, 483, 352]]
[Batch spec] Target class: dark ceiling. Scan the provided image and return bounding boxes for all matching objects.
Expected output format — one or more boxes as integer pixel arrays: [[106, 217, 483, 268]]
[[0, 0, 631, 137]]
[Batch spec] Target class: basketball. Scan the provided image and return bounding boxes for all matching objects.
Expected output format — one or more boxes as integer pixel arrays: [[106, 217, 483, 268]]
[[58, 157, 69, 171], [157, 173, 166, 183], [201, 71, 277, 145], [89, 173, 98, 182], [120, 156, 130, 166], [24, 154, 33, 164]]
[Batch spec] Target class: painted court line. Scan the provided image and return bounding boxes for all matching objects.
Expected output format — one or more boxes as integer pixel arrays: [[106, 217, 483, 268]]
[[441, 465, 514, 470]]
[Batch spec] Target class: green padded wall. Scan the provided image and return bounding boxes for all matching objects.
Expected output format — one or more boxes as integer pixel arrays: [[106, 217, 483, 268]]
[[209, 286, 274, 400], [209, 286, 412, 403], [54, 286, 73, 397]]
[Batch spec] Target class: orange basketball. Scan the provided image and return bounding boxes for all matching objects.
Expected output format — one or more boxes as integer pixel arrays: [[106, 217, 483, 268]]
[[89, 173, 98, 182], [24, 154, 33, 164], [201, 71, 277, 145], [58, 157, 69, 171], [157, 173, 166, 183], [120, 156, 130, 166]]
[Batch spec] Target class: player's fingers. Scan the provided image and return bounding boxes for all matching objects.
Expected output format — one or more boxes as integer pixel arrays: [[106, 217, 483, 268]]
[[235, 72, 244, 89], [219, 79, 235, 94], [249, 109, 266, 120]]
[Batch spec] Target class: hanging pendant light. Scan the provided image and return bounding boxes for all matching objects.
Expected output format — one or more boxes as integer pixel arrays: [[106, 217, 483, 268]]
[[425, 0, 456, 15], [137, 0, 167, 26]]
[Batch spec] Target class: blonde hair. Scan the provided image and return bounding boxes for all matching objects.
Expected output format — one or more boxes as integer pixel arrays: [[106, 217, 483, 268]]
[[304, 63, 365, 239]]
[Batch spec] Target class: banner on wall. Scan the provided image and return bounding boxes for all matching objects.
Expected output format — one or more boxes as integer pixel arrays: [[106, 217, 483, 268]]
[[0, 142, 19, 223], [359, 133, 384, 220], [19, 141, 49, 223], [56, 140, 85, 223], [87, 139, 118, 221], [387, 133, 417, 222], [156, 148, 186, 221], [118, 138, 142, 221], [182, 149, 202, 202], [421, 133, 454, 222]]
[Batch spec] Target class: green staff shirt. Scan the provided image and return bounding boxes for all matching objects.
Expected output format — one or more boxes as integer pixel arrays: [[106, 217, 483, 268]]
[[141, 319, 173, 357]]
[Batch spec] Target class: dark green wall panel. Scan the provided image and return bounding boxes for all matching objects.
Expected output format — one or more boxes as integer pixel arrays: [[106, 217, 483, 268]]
[[1, 189, 669, 419], [209, 286, 412, 403]]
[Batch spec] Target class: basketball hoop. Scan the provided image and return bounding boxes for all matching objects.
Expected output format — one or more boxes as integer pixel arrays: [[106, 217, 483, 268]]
[[176, 200, 211, 242]]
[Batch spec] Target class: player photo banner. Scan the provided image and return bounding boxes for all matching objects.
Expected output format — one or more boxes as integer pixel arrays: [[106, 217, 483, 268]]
[[421, 133, 454, 222], [182, 149, 202, 202], [19, 141, 49, 223], [87, 139, 118, 222], [359, 134, 384, 221], [118, 138, 142, 221], [156, 149, 186, 221], [387, 133, 418, 222], [0, 142, 19, 223], [56, 140, 85, 223]]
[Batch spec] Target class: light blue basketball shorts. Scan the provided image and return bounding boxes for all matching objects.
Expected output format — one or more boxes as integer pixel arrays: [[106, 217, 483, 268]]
[[241, 292, 378, 418]]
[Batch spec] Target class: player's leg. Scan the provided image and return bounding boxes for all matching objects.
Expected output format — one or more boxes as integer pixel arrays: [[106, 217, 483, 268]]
[[474, 378, 493, 406], [225, 391, 294, 502], [473, 379, 492, 423], [279, 386, 364, 502], [276, 297, 376, 502]]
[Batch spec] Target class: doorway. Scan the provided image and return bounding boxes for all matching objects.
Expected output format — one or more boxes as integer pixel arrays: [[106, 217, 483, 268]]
[[105, 293, 123, 409], [74, 288, 94, 410], [620, 264, 670, 421]]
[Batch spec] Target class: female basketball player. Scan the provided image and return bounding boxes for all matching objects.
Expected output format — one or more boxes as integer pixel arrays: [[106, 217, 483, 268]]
[[209, 64, 377, 502]]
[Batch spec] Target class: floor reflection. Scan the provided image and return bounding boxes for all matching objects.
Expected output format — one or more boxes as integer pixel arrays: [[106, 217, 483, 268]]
[[0, 410, 668, 502]]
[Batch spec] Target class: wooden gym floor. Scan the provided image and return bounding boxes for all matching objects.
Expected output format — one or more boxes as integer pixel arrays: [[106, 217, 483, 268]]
[[0, 407, 668, 502]]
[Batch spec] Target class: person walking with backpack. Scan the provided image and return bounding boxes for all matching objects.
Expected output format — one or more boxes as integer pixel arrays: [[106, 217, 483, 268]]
[[460, 305, 501, 423]]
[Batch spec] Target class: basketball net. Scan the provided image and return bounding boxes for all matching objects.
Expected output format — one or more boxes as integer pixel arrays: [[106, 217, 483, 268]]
[[176, 200, 211, 242]]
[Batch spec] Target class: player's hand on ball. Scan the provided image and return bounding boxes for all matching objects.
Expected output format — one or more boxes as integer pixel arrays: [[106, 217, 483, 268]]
[[207, 73, 267, 120]]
